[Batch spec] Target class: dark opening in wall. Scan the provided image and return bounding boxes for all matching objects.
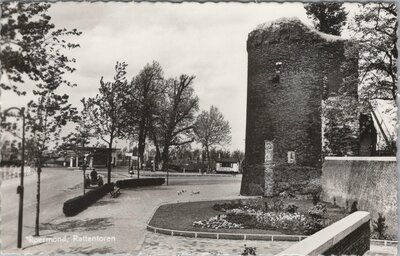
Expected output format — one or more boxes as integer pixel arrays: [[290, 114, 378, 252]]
[[272, 61, 282, 85], [272, 74, 280, 84]]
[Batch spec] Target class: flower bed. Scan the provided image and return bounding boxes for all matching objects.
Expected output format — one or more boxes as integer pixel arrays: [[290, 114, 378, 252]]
[[192, 200, 341, 235], [149, 198, 347, 236]]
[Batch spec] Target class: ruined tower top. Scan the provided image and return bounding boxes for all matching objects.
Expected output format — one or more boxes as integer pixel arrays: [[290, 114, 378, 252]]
[[247, 17, 346, 50]]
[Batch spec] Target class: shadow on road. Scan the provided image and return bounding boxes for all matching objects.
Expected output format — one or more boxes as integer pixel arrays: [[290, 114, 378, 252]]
[[55, 246, 117, 255], [40, 217, 113, 232]]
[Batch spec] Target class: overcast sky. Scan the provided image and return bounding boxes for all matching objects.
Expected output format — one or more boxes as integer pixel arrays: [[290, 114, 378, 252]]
[[2, 2, 361, 151]]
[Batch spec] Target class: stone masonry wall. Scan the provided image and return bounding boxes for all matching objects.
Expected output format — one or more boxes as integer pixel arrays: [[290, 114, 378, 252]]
[[240, 18, 359, 196], [321, 157, 397, 238], [323, 221, 370, 255], [277, 211, 370, 256]]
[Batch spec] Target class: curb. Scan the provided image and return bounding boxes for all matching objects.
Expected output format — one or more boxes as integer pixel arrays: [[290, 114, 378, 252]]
[[146, 225, 398, 246], [139, 173, 240, 177], [146, 225, 307, 242], [370, 239, 398, 246]]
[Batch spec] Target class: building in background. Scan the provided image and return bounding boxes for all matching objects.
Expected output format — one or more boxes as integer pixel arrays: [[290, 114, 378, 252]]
[[215, 158, 240, 173]]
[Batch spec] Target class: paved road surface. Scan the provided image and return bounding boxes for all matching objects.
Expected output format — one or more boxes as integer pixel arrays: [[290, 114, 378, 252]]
[[2, 173, 248, 254], [2, 170, 395, 255], [1, 168, 84, 250], [1, 168, 241, 252]]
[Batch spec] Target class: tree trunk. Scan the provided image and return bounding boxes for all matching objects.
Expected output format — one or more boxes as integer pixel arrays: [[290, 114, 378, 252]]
[[138, 116, 147, 169], [34, 167, 41, 236], [160, 143, 170, 171], [154, 144, 161, 171], [206, 146, 210, 173], [107, 139, 113, 184], [150, 128, 161, 171]]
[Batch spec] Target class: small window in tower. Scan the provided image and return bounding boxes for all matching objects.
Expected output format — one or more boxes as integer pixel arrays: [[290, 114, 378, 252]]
[[275, 62, 282, 73], [272, 62, 282, 85], [272, 74, 280, 84]]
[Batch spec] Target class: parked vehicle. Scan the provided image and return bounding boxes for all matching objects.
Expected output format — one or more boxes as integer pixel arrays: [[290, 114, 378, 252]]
[[84, 174, 104, 188]]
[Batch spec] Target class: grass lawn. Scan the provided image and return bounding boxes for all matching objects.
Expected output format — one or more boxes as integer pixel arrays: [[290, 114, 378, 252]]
[[148, 198, 348, 236]]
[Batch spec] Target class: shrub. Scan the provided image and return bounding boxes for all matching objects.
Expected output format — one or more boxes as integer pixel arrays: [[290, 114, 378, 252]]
[[279, 191, 295, 199], [226, 209, 259, 228], [115, 178, 165, 189], [264, 202, 269, 212], [271, 197, 284, 212], [373, 213, 388, 240], [308, 203, 327, 219], [284, 204, 298, 214], [304, 203, 328, 235], [349, 201, 358, 214], [304, 217, 325, 235], [312, 193, 320, 205], [213, 201, 243, 212], [0, 160, 22, 167], [63, 183, 114, 216], [242, 198, 265, 211], [242, 244, 256, 255]]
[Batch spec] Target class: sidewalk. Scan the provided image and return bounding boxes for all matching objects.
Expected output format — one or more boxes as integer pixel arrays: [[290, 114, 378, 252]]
[[138, 232, 294, 256], [4, 175, 397, 256], [7, 176, 254, 255]]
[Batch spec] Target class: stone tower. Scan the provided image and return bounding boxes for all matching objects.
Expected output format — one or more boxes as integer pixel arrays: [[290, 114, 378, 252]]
[[240, 17, 359, 197]]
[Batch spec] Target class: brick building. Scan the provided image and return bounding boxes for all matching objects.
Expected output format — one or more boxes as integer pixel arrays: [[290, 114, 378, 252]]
[[240, 17, 359, 196]]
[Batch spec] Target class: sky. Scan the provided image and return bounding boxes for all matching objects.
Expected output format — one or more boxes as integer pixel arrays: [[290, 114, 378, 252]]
[[2, 2, 363, 151]]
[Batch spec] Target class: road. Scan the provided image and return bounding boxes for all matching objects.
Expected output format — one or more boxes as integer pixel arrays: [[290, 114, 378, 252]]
[[7, 172, 243, 254], [1, 167, 240, 252], [1, 168, 84, 250]]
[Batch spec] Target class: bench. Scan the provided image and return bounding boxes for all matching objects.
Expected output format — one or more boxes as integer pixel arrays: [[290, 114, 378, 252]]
[[110, 187, 121, 198]]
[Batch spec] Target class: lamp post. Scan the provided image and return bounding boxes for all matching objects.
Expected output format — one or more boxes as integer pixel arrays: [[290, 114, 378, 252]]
[[82, 156, 89, 195], [2, 107, 25, 249]]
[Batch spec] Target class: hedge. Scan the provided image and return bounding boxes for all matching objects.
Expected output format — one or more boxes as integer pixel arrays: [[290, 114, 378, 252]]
[[115, 178, 165, 189], [63, 183, 114, 216], [0, 160, 22, 167]]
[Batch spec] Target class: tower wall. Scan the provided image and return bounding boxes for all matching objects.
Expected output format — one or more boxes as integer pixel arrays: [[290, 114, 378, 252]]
[[240, 18, 358, 196]]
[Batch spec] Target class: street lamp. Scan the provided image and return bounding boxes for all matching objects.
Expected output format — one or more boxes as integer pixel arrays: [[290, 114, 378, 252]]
[[82, 159, 88, 195], [2, 107, 25, 249]]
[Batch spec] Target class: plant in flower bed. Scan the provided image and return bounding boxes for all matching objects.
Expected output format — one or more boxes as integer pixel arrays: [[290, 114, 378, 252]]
[[284, 203, 298, 214], [304, 202, 328, 235], [225, 208, 308, 232], [212, 201, 243, 212], [193, 214, 244, 229]]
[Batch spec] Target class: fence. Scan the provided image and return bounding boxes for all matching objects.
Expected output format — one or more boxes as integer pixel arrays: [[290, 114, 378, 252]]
[[0, 166, 33, 181]]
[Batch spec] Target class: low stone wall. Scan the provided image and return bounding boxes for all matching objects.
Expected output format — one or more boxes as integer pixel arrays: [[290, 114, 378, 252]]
[[321, 157, 397, 238], [277, 211, 370, 256]]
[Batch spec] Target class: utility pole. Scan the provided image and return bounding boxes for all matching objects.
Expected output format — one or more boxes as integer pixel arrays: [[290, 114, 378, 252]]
[[3, 107, 25, 248]]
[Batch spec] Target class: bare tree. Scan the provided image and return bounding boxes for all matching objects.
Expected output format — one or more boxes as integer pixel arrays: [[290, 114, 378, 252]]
[[127, 61, 164, 169], [194, 106, 231, 171], [350, 3, 397, 104], [151, 75, 199, 170]]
